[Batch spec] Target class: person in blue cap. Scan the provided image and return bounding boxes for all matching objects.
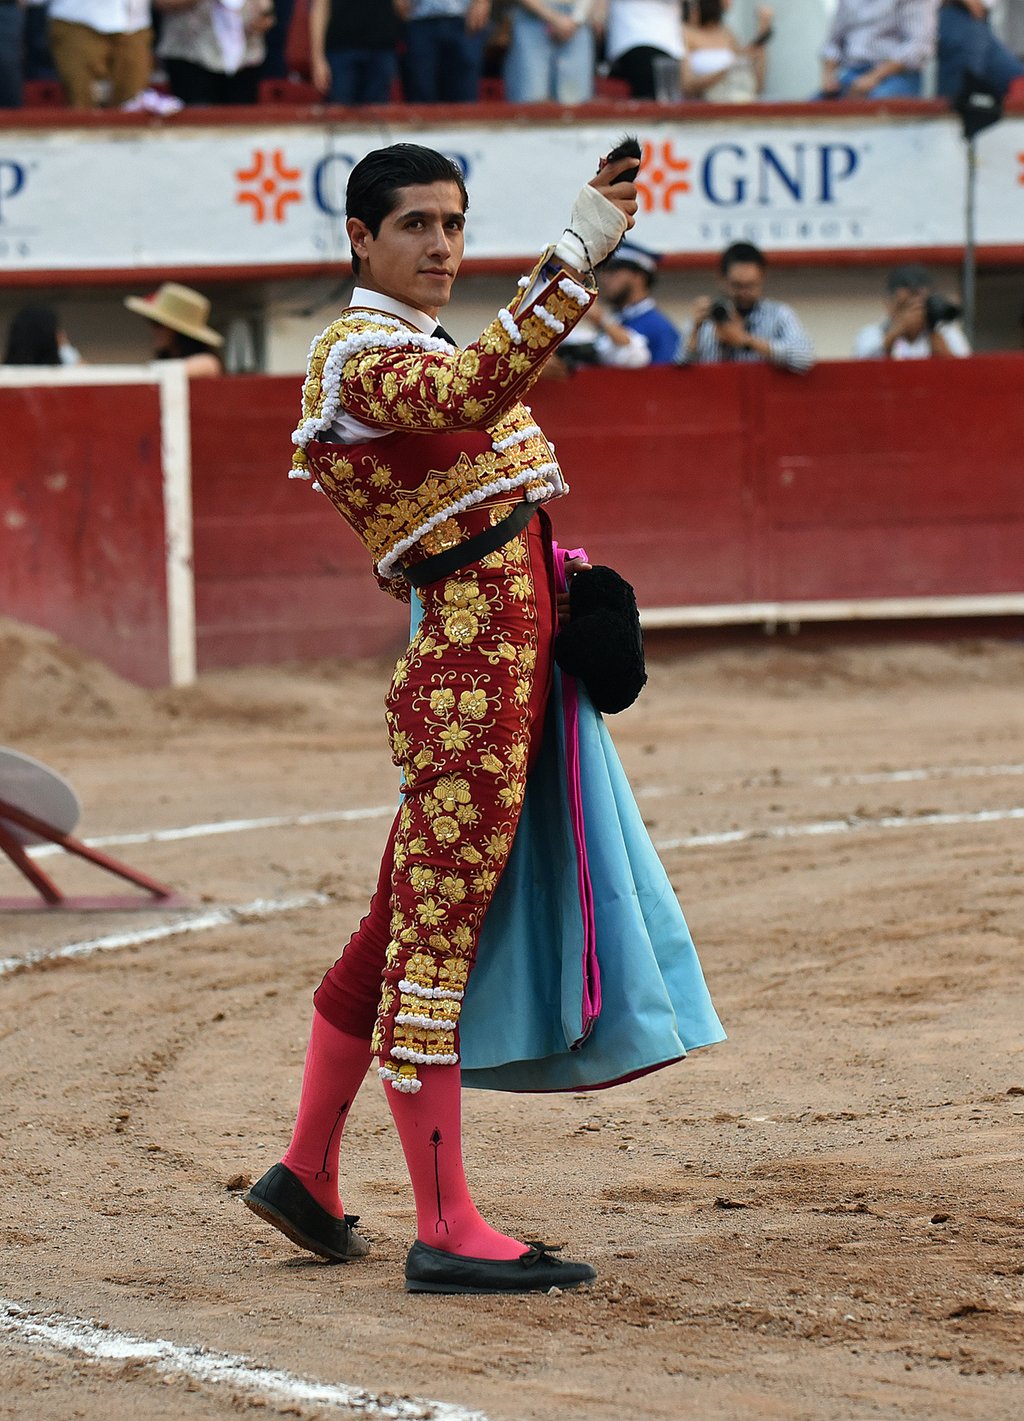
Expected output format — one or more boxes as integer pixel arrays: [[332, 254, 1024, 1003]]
[[580, 239, 683, 368]]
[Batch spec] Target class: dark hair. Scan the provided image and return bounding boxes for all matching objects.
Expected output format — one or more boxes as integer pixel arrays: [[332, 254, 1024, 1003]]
[[4, 305, 62, 365], [694, 0, 725, 24], [154, 330, 220, 361], [720, 241, 766, 274], [604, 257, 657, 290], [886, 263, 932, 294], [345, 144, 469, 275]]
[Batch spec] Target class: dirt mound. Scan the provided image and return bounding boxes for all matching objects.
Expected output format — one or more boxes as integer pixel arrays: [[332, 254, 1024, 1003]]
[[0, 618, 387, 746], [0, 617, 154, 741]]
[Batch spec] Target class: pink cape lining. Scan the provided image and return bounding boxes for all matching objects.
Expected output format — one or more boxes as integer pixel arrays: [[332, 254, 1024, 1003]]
[[553, 542, 601, 1041]]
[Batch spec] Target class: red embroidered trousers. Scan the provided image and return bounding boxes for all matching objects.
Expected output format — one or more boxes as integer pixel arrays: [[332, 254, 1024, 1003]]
[[314, 504, 555, 1093]]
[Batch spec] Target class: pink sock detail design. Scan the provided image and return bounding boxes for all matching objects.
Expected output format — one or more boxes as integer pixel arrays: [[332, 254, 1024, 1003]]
[[280, 1011, 373, 1219], [386, 1062, 525, 1260]]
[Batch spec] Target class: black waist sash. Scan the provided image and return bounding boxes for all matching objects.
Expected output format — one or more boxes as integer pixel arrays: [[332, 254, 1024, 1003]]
[[402, 500, 537, 588]]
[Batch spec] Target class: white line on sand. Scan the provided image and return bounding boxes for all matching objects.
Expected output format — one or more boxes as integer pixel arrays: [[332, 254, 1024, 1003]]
[[654, 806, 1024, 853], [29, 805, 395, 860], [28, 764, 1024, 860], [0, 1297, 489, 1420], [9, 809, 1022, 977], [815, 763, 1024, 787], [0, 892, 330, 978], [636, 761, 1024, 799]]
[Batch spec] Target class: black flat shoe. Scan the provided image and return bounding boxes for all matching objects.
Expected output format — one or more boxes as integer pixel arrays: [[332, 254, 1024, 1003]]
[[405, 1240, 596, 1295], [243, 1162, 369, 1263]]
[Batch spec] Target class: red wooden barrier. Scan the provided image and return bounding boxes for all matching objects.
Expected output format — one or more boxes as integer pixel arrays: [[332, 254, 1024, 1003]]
[[0, 382, 171, 685], [4, 359, 1023, 686], [188, 378, 409, 669]]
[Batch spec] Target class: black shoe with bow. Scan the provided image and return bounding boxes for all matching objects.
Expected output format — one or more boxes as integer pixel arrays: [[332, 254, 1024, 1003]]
[[243, 1162, 370, 1263], [404, 1240, 596, 1294]]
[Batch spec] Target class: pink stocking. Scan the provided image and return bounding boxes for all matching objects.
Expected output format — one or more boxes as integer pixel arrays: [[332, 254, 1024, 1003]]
[[386, 1062, 525, 1260], [280, 1010, 373, 1218]]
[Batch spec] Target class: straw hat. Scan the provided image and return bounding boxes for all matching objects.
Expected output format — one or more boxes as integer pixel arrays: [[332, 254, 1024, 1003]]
[[124, 282, 224, 348]]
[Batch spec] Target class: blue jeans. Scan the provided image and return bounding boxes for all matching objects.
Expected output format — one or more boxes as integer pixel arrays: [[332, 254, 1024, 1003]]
[[937, 5, 1024, 100], [504, 3, 594, 104], [328, 48, 397, 105], [259, 0, 295, 80], [0, 8, 25, 108], [402, 17, 485, 102], [837, 63, 922, 98]]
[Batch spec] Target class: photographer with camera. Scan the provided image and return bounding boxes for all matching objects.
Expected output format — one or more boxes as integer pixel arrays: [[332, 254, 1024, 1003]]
[[679, 240, 815, 374], [855, 264, 971, 360]]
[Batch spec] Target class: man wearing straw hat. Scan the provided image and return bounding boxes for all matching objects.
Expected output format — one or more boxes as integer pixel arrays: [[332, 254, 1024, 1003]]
[[124, 282, 223, 377]]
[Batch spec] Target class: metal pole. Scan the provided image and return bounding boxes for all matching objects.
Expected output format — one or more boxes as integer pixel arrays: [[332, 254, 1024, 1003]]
[[963, 136, 978, 345]]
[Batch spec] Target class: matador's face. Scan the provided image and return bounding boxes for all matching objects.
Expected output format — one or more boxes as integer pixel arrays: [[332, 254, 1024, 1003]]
[[347, 181, 467, 319]]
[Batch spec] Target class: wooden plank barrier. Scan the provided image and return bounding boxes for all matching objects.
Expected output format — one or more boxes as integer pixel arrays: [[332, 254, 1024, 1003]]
[[3, 358, 1022, 685], [0, 378, 172, 686]]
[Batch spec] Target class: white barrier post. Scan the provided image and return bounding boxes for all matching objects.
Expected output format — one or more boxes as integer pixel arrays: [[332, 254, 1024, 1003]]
[[157, 363, 196, 687]]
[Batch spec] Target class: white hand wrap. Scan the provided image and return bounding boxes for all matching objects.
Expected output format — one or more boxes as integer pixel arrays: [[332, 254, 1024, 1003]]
[[553, 182, 629, 273]]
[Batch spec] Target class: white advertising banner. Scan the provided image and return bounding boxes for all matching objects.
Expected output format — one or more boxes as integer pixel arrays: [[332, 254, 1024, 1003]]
[[1, 113, 1022, 274]]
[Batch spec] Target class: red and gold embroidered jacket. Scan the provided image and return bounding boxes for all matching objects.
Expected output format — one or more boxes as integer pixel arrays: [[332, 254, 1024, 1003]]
[[289, 254, 596, 590]]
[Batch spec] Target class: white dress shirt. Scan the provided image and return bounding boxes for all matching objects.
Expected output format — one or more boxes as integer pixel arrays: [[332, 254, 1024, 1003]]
[[48, 0, 151, 34], [606, 0, 686, 65], [821, 0, 937, 72], [854, 319, 972, 360]]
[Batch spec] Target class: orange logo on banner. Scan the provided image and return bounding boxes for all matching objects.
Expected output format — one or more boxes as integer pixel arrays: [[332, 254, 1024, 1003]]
[[1018, 152, 1024, 185], [236, 149, 302, 223], [635, 140, 692, 213]]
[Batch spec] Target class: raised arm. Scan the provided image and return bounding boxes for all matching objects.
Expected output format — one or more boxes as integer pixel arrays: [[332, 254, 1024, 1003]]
[[292, 157, 638, 451]]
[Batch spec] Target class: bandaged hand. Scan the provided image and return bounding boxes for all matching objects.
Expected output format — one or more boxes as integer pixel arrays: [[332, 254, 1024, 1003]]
[[554, 158, 638, 274]]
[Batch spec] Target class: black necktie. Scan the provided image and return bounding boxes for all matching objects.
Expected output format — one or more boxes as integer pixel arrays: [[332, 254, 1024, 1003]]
[[432, 324, 457, 348]]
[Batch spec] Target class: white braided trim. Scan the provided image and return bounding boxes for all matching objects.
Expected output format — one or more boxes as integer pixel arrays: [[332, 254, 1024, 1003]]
[[398, 979, 465, 1002], [497, 308, 522, 345], [396, 1011, 459, 1032], [345, 310, 414, 329], [558, 277, 590, 306], [491, 424, 542, 452], [292, 325, 455, 450], [517, 275, 531, 289], [533, 304, 565, 334], [391, 1046, 461, 1066], [288, 467, 313, 480], [379, 1066, 422, 1093], [376, 466, 567, 579]]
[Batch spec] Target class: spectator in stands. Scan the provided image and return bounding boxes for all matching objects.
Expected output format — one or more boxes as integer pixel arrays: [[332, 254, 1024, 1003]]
[[937, 1, 1024, 102], [3, 306, 82, 366], [259, 0, 293, 79], [606, 0, 686, 100], [683, 1, 774, 102], [155, 0, 274, 104], [25, 1, 57, 82], [397, 0, 490, 102], [125, 282, 224, 376], [0, 0, 25, 108], [577, 239, 681, 367], [818, 0, 936, 100], [309, 0, 401, 103], [855, 264, 971, 359], [48, 0, 154, 107], [680, 240, 815, 373], [503, 1, 601, 104]]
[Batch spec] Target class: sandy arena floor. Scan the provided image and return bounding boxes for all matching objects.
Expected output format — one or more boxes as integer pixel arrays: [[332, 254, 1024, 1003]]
[[0, 618, 1022, 1421]]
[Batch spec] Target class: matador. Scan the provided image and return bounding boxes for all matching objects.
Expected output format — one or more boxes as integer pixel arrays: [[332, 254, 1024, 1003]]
[[245, 143, 724, 1295]]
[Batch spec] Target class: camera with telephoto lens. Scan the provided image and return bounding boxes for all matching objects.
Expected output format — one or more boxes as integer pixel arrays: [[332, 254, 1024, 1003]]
[[925, 294, 961, 330], [710, 298, 733, 324]]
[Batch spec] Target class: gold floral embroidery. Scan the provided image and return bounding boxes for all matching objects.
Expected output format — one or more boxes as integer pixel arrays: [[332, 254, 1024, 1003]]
[[371, 484, 542, 1092]]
